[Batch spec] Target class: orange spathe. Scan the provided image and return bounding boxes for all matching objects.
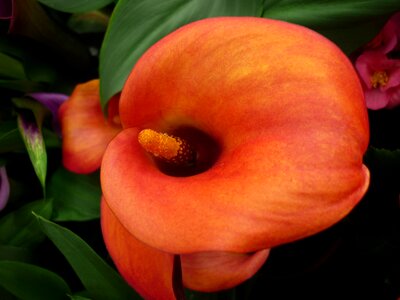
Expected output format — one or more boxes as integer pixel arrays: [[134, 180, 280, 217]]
[[100, 17, 370, 298], [59, 79, 121, 174]]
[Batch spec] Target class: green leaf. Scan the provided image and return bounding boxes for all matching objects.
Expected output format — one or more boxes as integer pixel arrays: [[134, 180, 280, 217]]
[[35, 214, 141, 300], [0, 52, 26, 79], [262, 0, 400, 53], [0, 199, 52, 247], [47, 168, 101, 222], [0, 261, 70, 300], [38, 0, 114, 13], [99, 0, 264, 107], [263, 0, 400, 29]]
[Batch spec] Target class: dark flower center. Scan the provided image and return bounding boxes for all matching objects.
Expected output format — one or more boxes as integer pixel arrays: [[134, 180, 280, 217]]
[[138, 126, 221, 177]]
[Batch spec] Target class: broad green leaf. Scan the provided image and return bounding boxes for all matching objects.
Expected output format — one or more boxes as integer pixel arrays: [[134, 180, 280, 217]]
[[38, 0, 114, 13], [0, 261, 70, 300], [14, 98, 48, 190], [47, 168, 101, 222], [99, 0, 264, 107], [35, 215, 141, 300], [263, 0, 400, 53], [263, 0, 400, 28], [0, 52, 26, 79], [0, 199, 52, 247]]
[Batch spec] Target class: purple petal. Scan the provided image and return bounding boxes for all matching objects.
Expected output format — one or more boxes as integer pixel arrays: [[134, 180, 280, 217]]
[[28, 92, 68, 116], [28, 92, 68, 134], [0, 166, 10, 212], [0, 0, 13, 19]]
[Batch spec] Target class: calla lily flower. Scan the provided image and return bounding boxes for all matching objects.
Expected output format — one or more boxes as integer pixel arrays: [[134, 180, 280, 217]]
[[0, 166, 10, 212], [59, 79, 121, 174], [100, 17, 370, 299], [354, 12, 400, 110]]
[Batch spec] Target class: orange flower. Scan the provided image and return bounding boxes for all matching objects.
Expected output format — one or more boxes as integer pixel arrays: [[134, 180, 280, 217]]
[[101, 17, 370, 299], [59, 79, 121, 174]]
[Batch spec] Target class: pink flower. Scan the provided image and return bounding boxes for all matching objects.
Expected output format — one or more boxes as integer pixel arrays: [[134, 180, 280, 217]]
[[355, 12, 400, 110], [355, 51, 400, 109]]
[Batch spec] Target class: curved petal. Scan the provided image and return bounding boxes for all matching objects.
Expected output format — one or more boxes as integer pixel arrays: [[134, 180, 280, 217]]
[[355, 51, 397, 89], [102, 18, 369, 254], [101, 199, 177, 300], [101, 127, 369, 254], [355, 51, 378, 89], [181, 249, 269, 292], [364, 89, 390, 110], [59, 79, 121, 174]]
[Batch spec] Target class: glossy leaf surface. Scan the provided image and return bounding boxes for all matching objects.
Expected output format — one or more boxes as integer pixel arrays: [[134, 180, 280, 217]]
[[0, 261, 70, 300], [48, 167, 101, 221], [35, 214, 140, 300], [99, 0, 264, 107], [0, 199, 52, 247]]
